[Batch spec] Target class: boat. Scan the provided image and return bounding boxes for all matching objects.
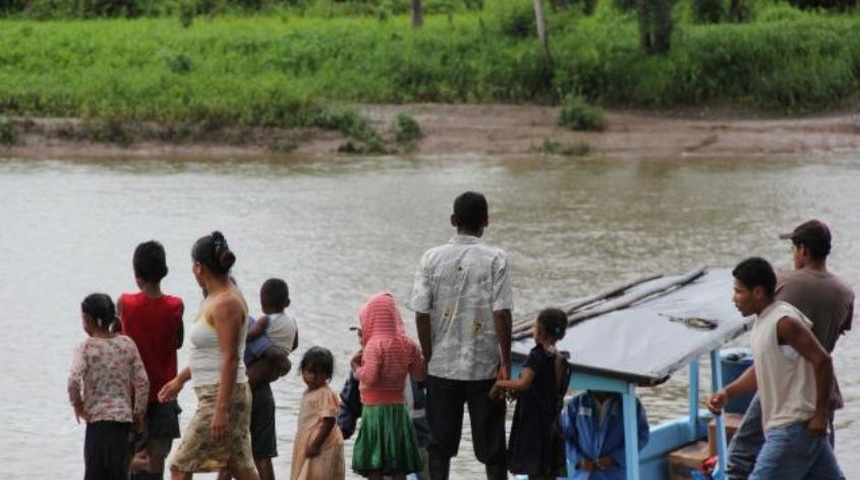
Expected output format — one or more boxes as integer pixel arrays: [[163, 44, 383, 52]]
[[510, 266, 754, 480]]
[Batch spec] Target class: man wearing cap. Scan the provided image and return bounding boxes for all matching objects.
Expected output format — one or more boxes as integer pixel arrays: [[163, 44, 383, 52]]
[[724, 220, 854, 480]]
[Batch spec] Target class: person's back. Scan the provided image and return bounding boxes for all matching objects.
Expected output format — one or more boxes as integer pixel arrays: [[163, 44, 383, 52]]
[[407, 191, 513, 480], [71, 334, 150, 422], [777, 269, 853, 353], [411, 235, 511, 381], [777, 268, 853, 411], [249, 278, 298, 355], [121, 292, 184, 401], [263, 311, 298, 354], [119, 240, 184, 480]]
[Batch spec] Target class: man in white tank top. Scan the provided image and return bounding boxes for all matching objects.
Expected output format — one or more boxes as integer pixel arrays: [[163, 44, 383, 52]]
[[707, 257, 844, 480], [725, 220, 855, 479]]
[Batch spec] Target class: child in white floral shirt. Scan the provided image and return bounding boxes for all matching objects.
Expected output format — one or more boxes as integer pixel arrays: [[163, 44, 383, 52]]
[[68, 293, 149, 480]]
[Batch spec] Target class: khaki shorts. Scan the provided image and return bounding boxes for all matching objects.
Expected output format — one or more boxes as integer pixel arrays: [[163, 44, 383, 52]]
[[171, 383, 254, 473]]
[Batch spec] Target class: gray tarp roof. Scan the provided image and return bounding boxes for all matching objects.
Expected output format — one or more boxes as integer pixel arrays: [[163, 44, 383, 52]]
[[512, 267, 753, 384]]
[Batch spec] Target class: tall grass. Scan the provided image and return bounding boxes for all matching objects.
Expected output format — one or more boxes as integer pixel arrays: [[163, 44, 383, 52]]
[[0, 2, 858, 129]]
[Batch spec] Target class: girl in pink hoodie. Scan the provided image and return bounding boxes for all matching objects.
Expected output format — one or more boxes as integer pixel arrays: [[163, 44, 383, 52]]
[[350, 292, 427, 480]]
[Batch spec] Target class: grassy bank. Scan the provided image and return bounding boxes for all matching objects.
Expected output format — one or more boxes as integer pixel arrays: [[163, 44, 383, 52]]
[[1, 2, 859, 140]]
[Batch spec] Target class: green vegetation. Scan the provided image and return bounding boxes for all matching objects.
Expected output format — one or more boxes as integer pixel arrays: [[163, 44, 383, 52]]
[[530, 138, 591, 156], [559, 95, 606, 131], [0, 116, 17, 145], [0, 0, 859, 142], [393, 112, 423, 146]]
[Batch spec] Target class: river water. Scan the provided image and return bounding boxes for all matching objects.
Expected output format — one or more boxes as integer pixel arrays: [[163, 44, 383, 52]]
[[1, 154, 859, 479]]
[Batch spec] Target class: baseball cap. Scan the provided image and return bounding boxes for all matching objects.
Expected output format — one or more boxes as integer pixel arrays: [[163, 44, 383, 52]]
[[779, 219, 831, 257]]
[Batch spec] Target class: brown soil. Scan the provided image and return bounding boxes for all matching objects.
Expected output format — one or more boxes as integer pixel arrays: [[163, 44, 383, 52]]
[[4, 104, 860, 159]]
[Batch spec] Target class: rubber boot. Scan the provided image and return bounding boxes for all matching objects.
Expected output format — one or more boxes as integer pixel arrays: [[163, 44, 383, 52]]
[[485, 463, 508, 480], [427, 455, 450, 480]]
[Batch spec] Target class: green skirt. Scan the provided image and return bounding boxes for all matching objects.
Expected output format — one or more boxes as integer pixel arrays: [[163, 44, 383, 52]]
[[352, 404, 423, 476]]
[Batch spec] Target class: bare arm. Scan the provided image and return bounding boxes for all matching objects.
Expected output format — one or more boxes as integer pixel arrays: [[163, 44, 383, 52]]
[[707, 365, 757, 414], [494, 309, 512, 380], [306, 417, 336, 457], [158, 367, 191, 403], [246, 315, 269, 342], [777, 315, 833, 434], [211, 297, 244, 442], [416, 312, 433, 365], [495, 366, 535, 391]]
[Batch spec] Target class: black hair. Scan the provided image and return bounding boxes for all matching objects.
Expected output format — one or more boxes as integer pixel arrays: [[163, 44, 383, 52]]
[[537, 307, 567, 341], [732, 257, 776, 300], [192, 231, 236, 276], [453, 191, 488, 231], [260, 278, 290, 311], [133, 240, 168, 284], [81, 293, 117, 331], [792, 237, 830, 262], [300, 346, 334, 379]]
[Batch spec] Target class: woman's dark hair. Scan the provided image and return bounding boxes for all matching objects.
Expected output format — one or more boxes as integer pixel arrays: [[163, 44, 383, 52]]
[[81, 293, 117, 331], [537, 307, 567, 341], [732, 257, 776, 300], [300, 346, 334, 379], [260, 278, 290, 311], [192, 231, 236, 276], [453, 191, 488, 231], [133, 240, 168, 283]]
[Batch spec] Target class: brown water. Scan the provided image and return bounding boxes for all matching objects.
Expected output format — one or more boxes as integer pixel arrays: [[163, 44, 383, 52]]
[[2, 154, 859, 479]]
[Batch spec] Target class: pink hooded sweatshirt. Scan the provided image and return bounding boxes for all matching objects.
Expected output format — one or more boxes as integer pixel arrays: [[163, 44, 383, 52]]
[[354, 292, 426, 405]]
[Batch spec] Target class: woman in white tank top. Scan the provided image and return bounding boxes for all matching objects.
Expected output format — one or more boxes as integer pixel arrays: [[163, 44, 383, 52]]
[[158, 231, 258, 480]]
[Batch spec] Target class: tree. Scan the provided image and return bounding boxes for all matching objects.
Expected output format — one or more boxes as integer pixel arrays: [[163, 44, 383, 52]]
[[532, 0, 553, 87], [412, 0, 423, 27], [638, 0, 673, 54]]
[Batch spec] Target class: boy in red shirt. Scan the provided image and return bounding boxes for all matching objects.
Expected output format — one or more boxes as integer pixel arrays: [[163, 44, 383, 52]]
[[119, 240, 185, 480]]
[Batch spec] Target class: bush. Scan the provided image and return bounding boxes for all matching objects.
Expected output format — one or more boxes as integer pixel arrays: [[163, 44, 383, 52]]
[[497, 0, 535, 38], [558, 95, 606, 131], [393, 112, 422, 144], [0, 116, 17, 145], [692, 0, 724, 23]]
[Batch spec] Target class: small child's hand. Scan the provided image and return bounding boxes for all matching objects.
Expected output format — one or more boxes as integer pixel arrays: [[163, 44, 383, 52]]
[[133, 414, 145, 433], [578, 459, 597, 472], [72, 403, 88, 424]]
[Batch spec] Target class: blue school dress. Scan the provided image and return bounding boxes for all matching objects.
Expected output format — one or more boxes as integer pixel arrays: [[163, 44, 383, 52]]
[[560, 392, 650, 480]]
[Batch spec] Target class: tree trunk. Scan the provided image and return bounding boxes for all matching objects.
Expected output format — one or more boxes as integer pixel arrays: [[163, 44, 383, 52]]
[[412, 0, 424, 28], [532, 0, 553, 87], [638, 0, 652, 54], [654, 0, 672, 54]]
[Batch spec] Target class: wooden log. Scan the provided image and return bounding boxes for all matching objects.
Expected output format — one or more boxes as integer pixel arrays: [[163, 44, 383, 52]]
[[512, 267, 707, 341], [511, 273, 663, 335]]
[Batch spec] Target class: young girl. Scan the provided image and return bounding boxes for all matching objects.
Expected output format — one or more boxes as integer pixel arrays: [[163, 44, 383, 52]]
[[491, 307, 571, 480], [67, 293, 149, 480], [350, 292, 426, 480], [291, 346, 345, 480]]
